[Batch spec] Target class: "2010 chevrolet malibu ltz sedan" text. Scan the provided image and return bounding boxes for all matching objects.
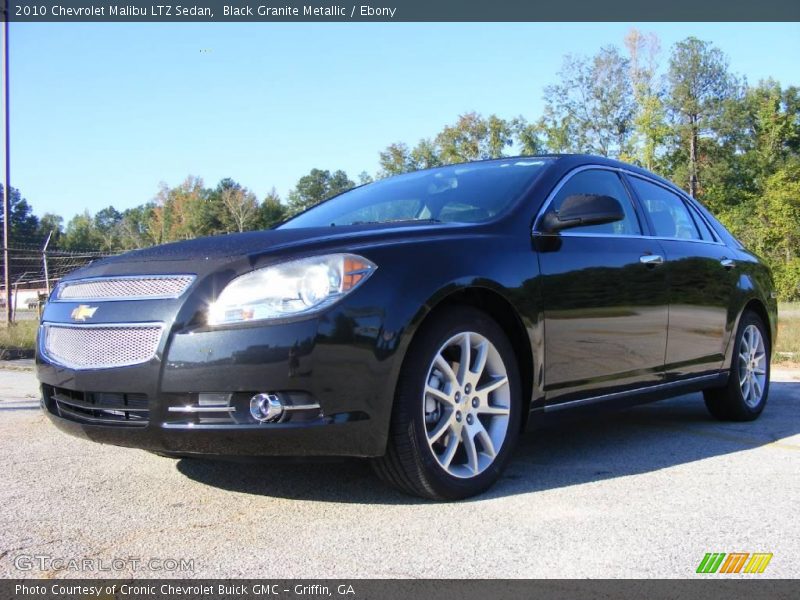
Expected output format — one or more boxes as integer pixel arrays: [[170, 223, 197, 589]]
[[37, 155, 777, 499]]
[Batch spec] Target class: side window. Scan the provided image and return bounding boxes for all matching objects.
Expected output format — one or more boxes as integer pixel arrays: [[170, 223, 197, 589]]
[[543, 169, 641, 235], [687, 202, 717, 242], [629, 177, 700, 240]]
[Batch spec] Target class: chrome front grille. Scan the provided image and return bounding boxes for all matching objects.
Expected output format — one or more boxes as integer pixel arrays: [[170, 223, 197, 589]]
[[56, 275, 195, 301], [41, 323, 164, 370]]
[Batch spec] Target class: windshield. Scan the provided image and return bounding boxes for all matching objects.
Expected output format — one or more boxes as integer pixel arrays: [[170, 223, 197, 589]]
[[279, 158, 553, 228]]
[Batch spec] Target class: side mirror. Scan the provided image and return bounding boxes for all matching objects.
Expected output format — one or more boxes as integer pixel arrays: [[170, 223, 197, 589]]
[[540, 194, 625, 233]]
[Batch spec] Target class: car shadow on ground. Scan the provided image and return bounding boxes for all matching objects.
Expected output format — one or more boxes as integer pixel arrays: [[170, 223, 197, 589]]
[[176, 381, 800, 504]]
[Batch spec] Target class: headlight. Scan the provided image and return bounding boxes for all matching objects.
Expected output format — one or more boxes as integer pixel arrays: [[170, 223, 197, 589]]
[[208, 253, 376, 325]]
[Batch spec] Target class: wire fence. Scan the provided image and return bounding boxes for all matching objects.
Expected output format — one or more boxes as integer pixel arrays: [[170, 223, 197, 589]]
[[1, 242, 111, 320]]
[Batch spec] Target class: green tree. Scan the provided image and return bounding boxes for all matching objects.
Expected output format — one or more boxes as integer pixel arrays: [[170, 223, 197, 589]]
[[435, 112, 513, 163], [537, 110, 573, 154], [93, 206, 123, 251], [409, 138, 442, 169], [0, 184, 40, 242], [689, 80, 798, 219], [37, 213, 64, 247], [118, 204, 156, 250], [743, 81, 800, 178], [151, 176, 214, 242], [219, 184, 259, 232], [541, 46, 636, 158], [257, 187, 287, 229], [513, 117, 545, 155], [62, 211, 104, 250], [287, 169, 355, 215], [206, 178, 240, 234], [379, 138, 444, 177], [753, 162, 800, 300], [666, 37, 736, 197], [378, 143, 413, 177], [625, 29, 669, 170], [486, 114, 515, 158]]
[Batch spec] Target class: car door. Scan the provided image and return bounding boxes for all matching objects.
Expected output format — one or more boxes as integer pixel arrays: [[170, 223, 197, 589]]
[[534, 167, 669, 404], [625, 174, 737, 379]]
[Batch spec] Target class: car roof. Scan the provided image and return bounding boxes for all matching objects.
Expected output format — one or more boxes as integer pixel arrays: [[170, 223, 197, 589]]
[[547, 154, 683, 191], [410, 154, 687, 198]]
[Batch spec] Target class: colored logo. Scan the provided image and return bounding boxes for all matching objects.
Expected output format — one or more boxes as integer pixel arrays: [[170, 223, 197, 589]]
[[697, 552, 773, 574], [70, 305, 98, 322]]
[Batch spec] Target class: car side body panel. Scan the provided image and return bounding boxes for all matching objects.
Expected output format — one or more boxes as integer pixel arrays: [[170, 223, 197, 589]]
[[535, 234, 670, 401]]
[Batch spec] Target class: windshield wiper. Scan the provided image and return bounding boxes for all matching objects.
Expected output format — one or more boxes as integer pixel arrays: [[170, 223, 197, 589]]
[[338, 218, 442, 227]]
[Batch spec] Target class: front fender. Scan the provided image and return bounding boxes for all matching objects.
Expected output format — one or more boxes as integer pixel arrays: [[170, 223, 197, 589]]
[[345, 234, 540, 450]]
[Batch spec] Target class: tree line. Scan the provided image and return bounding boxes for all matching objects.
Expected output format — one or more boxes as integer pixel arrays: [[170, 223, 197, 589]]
[[1, 31, 798, 299]]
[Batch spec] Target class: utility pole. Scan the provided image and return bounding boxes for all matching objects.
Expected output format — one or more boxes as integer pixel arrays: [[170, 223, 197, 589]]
[[2, 17, 10, 325], [42, 230, 52, 294]]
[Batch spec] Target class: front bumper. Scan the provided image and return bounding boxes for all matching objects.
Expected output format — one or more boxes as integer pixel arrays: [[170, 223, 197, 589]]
[[42, 398, 378, 457], [38, 306, 397, 458]]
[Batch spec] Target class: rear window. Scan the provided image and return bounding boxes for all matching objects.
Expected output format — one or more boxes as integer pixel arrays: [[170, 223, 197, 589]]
[[690, 199, 744, 249], [686, 203, 718, 242], [628, 176, 700, 240]]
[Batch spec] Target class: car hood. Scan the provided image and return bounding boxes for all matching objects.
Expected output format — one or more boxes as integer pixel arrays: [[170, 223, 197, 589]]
[[63, 222, 472, 279]]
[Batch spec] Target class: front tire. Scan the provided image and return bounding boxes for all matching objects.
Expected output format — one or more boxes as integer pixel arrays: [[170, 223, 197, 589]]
[[704, 311, 770, 421], [373, 306, 522, 500]]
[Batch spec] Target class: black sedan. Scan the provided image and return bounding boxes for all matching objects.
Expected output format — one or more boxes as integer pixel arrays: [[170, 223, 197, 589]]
[[37, 155, 777, 499]]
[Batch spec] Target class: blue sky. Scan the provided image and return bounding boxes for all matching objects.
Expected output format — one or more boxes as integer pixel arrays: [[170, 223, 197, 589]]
[[7, 22, 800, 221]]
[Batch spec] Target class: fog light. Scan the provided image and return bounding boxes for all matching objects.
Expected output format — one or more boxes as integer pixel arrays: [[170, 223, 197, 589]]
[[250, 393, 284, 423]]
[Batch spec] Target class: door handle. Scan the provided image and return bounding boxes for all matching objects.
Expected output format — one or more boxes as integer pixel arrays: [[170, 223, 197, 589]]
[[720, 257, 736, 269], [640, 254, 664, 266]]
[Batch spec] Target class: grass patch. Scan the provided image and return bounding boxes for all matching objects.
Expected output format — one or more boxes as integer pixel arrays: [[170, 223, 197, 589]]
[[776, 303, 800, 364], [0, 320, 38, 357]]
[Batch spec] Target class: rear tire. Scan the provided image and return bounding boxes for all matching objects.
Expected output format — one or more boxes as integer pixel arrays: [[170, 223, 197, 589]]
[[372, 306, 522, 500], [704, 311, 770, 421]]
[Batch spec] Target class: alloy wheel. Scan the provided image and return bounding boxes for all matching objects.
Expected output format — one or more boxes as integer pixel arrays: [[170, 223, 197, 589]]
[[738, 324, 767, 408], [422, 331, 511, 479]]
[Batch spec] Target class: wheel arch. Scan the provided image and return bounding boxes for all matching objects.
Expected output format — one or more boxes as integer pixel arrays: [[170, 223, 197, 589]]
[[398, 285, 535, 431], [723, 297, 774, 372], [742, 298, 772, 346]]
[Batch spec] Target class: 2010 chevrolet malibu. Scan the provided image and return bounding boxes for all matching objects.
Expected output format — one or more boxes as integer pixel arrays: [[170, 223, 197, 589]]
[[37, 155, 777, 499]]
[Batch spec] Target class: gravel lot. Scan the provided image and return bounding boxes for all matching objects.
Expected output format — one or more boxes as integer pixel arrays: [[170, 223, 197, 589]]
[[0, 363, 798, 579]]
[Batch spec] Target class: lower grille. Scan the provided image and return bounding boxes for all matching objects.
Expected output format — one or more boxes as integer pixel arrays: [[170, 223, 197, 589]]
[[41, 322, 164, 370], [45, 385, 149, 427]]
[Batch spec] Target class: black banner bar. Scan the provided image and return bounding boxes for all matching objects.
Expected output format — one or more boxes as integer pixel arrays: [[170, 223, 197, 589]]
[[3, 580, 800, 600], [2, 0, 800, 22]]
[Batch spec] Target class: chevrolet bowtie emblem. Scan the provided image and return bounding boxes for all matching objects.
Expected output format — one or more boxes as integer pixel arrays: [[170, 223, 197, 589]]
[[71, 305, 98, 322]]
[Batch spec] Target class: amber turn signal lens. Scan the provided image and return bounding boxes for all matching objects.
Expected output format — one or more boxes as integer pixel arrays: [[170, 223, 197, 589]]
[[342, 257, 371, 291]]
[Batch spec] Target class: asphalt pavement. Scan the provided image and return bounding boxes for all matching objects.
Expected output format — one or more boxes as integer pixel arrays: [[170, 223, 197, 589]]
[[0, 363, 798, 578]]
